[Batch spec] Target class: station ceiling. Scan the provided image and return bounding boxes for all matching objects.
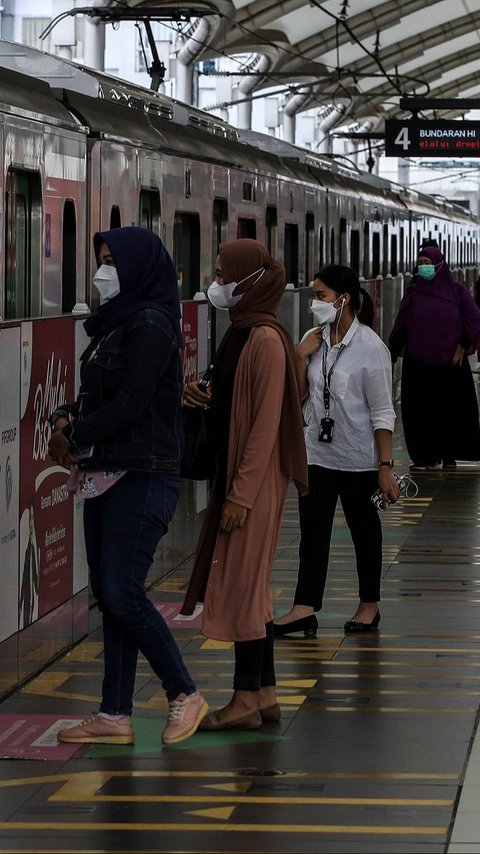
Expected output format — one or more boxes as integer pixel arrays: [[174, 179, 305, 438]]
[[105, 0, 480, 128]]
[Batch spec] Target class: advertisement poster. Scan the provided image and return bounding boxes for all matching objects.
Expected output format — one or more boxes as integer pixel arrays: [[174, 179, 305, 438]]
[[72, 320, 89, 596], [19, 318, 75, 626], [0, 325, 21, 642], [181, 302, 199, 385]]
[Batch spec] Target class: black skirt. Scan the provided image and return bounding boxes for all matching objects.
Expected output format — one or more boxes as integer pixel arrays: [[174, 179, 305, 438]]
[[400, 355, 480, 465]]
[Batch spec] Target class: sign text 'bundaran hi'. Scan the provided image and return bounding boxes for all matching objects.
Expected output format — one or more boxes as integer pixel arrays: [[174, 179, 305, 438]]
[[385, 120, 480, 157]]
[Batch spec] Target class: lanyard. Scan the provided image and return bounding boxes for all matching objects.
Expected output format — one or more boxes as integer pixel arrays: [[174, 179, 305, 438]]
[[322, 340, 345, 416]]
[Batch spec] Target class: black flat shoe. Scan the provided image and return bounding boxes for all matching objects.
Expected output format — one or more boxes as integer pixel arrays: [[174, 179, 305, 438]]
[[273, 614, 318, 638], [344, 611, 380, 633]]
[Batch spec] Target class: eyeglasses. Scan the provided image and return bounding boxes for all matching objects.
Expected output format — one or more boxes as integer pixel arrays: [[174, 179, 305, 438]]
[[215, 269, 223, 277]]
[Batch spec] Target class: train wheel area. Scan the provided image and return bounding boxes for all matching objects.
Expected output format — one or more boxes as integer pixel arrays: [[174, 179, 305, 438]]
[[0, 425, 480, 852]]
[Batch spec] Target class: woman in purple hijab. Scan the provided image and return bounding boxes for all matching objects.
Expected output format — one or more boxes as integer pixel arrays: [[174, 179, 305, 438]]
[[389, 245, 480, 469]]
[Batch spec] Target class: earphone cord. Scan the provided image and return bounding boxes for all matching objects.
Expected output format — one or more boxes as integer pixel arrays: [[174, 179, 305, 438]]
[[397, 474, 419, 498]]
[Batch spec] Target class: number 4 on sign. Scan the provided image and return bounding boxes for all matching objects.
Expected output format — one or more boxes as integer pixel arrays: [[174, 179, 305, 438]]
[[394, 126, 410, 151]]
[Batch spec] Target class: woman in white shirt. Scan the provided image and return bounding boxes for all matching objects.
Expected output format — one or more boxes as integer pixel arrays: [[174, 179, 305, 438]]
[[274, 265, 400, 637]]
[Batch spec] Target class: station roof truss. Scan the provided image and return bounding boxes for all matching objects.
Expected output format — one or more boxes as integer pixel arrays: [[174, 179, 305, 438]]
[[96, 0, 480, 136]]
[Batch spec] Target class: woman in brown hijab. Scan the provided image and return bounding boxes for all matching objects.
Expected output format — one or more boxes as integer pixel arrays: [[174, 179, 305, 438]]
[[182, 238, 308, 730]]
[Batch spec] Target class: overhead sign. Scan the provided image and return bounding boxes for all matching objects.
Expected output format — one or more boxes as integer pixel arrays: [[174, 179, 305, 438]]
[[385, 119, 480, 157]]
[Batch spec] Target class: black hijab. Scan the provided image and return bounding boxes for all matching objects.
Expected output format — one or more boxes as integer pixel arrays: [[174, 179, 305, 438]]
[[84, 227, 181, 345]]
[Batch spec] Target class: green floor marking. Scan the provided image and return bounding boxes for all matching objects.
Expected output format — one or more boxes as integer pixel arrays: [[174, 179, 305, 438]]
[[85, 718, 289, 758]]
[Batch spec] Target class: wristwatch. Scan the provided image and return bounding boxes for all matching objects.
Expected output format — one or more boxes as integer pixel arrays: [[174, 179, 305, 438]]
[[378, 459, 394, 468]]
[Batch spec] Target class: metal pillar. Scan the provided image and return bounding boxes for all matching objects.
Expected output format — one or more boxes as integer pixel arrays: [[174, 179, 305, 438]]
[[398, 158, 410, 186], [282, 110, 295, 143], [176, 47, 194, 103], [84, 13, 105, 71]]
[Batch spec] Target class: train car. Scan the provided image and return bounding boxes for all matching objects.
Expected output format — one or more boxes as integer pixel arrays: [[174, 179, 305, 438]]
[[0, 39, 479, 323]]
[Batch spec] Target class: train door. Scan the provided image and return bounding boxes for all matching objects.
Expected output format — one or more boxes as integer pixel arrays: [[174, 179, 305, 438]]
[[391, 233, 398, 276], [350, 228, 360, 274], [173, 212, 200, 299], [363, 222, 370, 277], [4, 168, 42, 319], [266, 206, 278, 255], [372, 231, 381, 277], [305, 213, 315, 286], [330, 227, 335, 264], [339, 218, 347, 264], [62, 200, 77, 313], [212, 199, 228, 262], [284, 223, 299, 286], [383, 224, 389, 276], [139, 188, 161, 233]]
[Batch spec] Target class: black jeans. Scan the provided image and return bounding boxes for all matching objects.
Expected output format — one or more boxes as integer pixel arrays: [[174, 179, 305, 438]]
[[294, 465, 382, 611], [233, 622, 275, 692]]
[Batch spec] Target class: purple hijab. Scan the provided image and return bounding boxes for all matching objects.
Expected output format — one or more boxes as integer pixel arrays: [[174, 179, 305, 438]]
[[389, 246, 480, 365]]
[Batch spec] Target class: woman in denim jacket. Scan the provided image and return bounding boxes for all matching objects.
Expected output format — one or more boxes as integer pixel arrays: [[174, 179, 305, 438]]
[[48, 227, 207, 746]]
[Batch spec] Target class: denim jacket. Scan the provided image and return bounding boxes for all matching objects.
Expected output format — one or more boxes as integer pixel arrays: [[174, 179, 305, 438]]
[[63, 309, 184, 473]]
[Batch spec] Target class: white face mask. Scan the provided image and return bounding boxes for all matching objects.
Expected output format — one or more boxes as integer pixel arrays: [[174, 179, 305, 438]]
[[311, 295, 345, 326], [93, 264, 121, 301], [206, 266, 266, 311], [207, 280, 242, 310]]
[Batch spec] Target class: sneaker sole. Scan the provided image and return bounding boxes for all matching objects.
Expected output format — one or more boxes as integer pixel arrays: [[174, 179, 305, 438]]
[[57, 734, 134, 745], [162, 700, 209, 745]]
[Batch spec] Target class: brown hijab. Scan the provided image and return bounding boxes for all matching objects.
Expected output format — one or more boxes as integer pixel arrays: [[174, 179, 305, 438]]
[[219, 238, 308, 495]]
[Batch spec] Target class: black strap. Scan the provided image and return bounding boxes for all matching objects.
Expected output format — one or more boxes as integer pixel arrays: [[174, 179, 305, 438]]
[[322, 340, 345, 415]]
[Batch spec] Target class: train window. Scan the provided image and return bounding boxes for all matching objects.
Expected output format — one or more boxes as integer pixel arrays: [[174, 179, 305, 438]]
[[212, 199, 228, 263], [4, 168, 42, 320], [62, 200, 77, 313], [350, 229, 360, 274], [305, 213, 315, 286], [372, 232, 381, 277], [363, 223, 369, 278], [110, 206, 121, 229], [391, 234, 398, 277], [284, 223, 299, 286], [242, 182, 253, 201], [173, 212, 200, 300], [399, 226, 405, 273], [330, 227, 335, 264], [237, 218, 256, 239], [266, 206, 278, 255], [339, 218, 347, 265], [139, 189, 161, 233]]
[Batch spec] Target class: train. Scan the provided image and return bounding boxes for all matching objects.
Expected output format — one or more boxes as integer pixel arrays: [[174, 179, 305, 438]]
[[0, 37, 479, 325]]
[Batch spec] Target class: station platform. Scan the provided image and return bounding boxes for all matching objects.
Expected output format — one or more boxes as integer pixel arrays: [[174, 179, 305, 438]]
[[1, 434, 480, 853]]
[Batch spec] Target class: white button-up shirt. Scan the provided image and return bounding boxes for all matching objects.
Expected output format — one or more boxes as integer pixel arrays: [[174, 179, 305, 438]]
[[303, 318, 396, 471]]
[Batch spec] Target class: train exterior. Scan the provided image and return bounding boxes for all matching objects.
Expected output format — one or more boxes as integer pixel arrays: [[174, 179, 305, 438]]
[[0, 39, 479, 699]]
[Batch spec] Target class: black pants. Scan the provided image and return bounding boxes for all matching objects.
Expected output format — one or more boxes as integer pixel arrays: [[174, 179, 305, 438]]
[[294, 465, 383, 611], [233, 622, 275, 691]]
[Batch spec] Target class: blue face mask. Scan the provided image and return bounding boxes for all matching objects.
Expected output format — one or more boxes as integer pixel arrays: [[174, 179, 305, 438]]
[[417, 263, 436, 281]]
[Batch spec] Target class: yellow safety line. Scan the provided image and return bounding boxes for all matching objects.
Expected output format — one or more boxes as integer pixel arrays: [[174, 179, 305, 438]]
[[1, 821, 447, 835]]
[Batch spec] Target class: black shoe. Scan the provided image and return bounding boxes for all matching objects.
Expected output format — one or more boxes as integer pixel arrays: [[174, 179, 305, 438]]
[[273, 614, 318, 638], [344, 611, 380, 633]]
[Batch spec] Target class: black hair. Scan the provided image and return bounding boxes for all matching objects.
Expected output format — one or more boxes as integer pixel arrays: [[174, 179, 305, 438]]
[[313, 264, 374, 328]]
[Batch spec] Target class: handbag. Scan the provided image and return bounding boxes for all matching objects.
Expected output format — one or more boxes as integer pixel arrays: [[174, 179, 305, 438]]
[[180, 362, 217, 480]]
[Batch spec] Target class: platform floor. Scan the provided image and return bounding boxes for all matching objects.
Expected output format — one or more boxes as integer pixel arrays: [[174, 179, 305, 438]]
[[1, 436, 480, 852]]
